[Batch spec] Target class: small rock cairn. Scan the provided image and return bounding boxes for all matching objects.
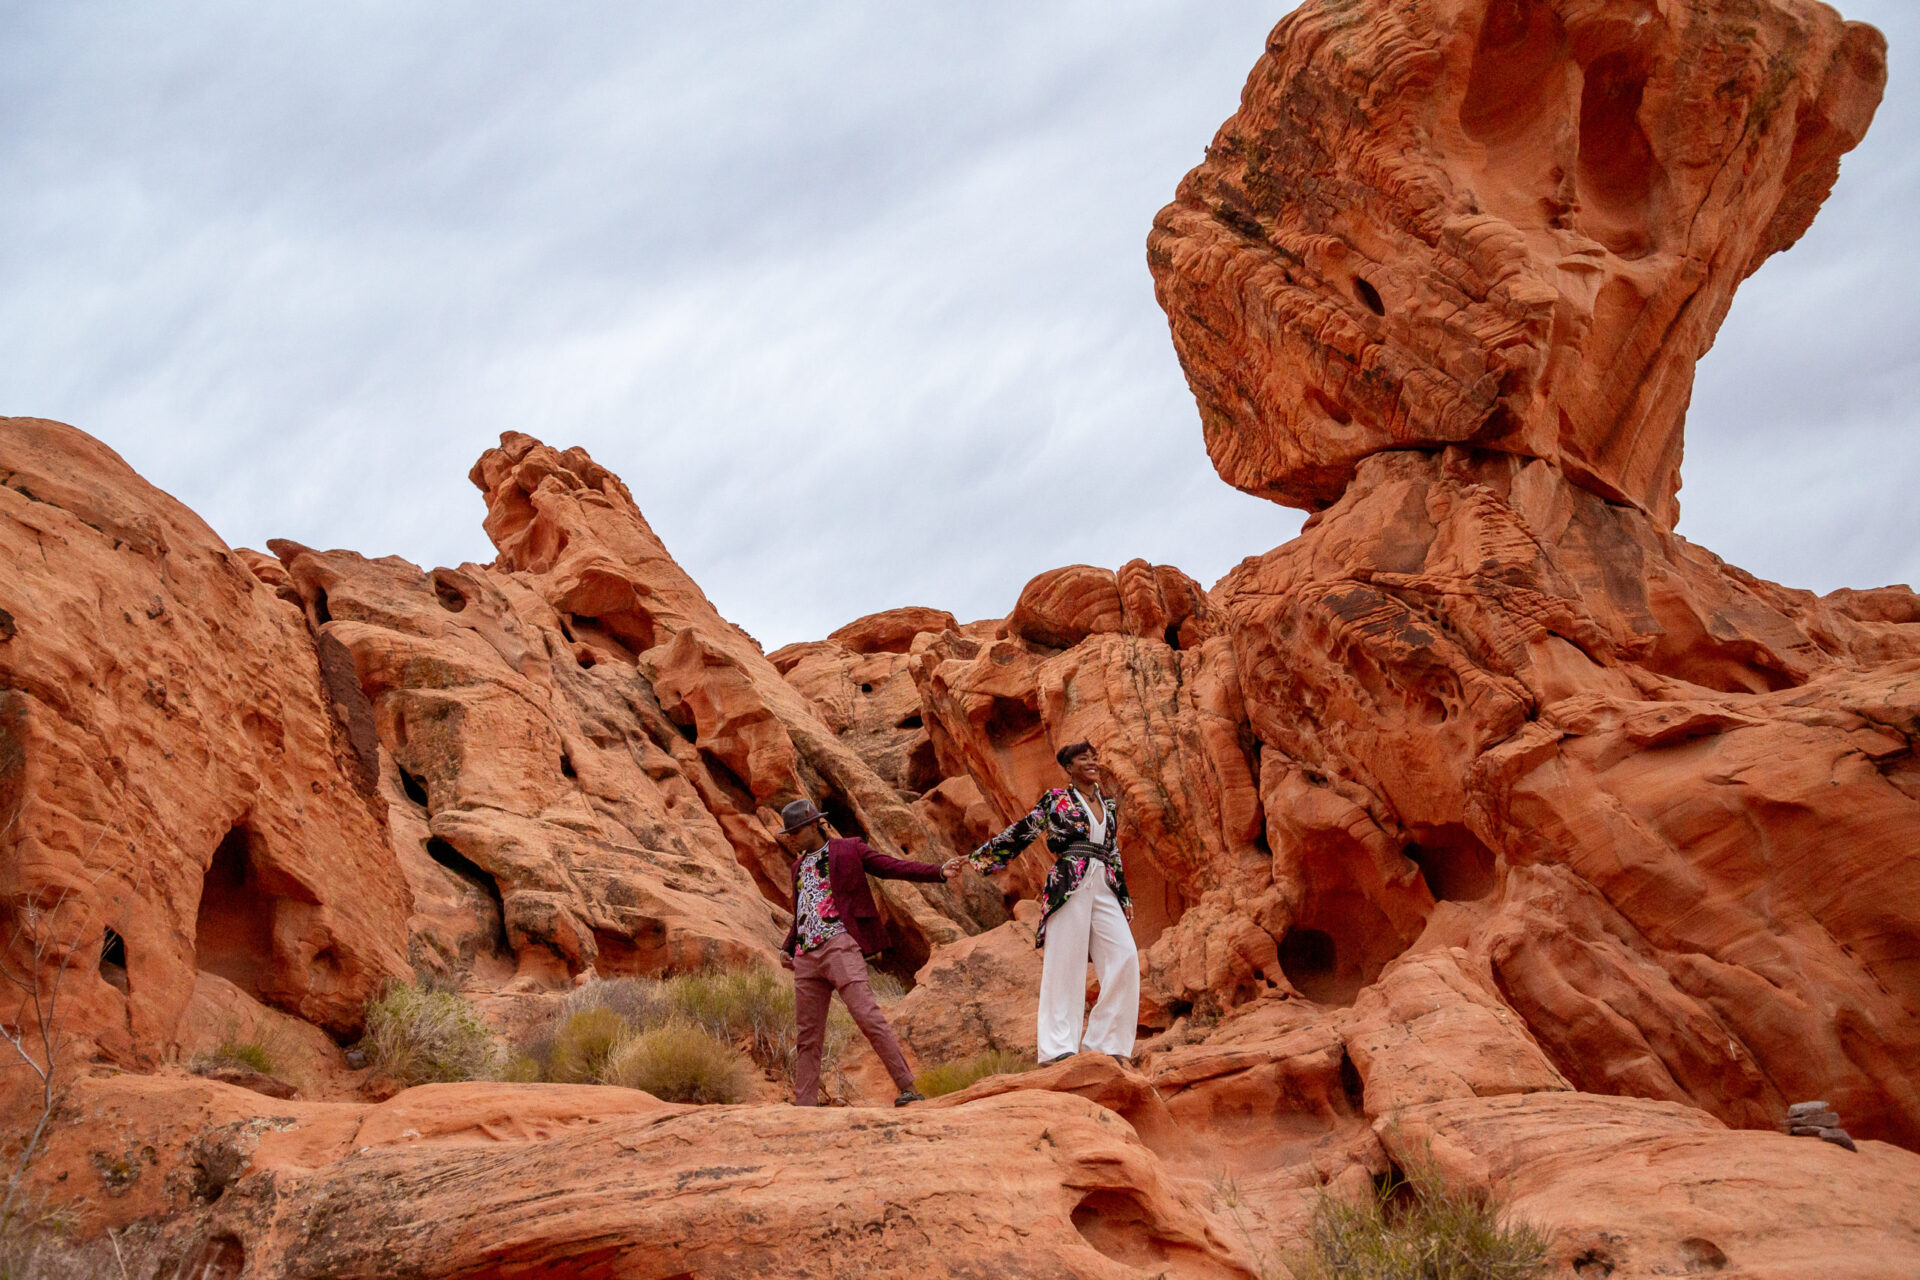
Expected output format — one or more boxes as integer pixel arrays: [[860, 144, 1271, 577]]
[[1786, 1100, 1856, 1152]]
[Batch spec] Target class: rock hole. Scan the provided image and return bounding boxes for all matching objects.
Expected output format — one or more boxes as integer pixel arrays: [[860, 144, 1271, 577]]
[[556, 615, 577, 644], [1576, 51, 1659, 256], [982, 695, 1042, 750], [574, 647, 597, 669], [859, 682, 874, 694], [310, 588, 332, 627], [1279, 928, 1340, 1001], [1163, 622, 1183, 649], [905, 736, 942, 795], [592, 926, 659, 978], [188, 1232, 245, 1280], [1573, 1249, 1616, 1278], [1404, 825, 1498, 902], [195, 824, 277, 998], [1338, 1049, 1365, 1111], [1352, 276, 1385, 316], [1679, 1238, 1728, 1272], [560, 752, 577, 779], [1071, 1189, 1168, 1268], [895, 712, 923, 731], [425, 837, 509, 959], [99, 926, 129, 994], [697, 748, 756, 812], [1459, 0, 1568, 145], [398, 765, 430, 809], [430, 573, 468, 613]]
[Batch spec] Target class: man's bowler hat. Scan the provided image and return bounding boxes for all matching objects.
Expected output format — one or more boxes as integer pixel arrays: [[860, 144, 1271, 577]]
[[777, 798, 827, 835]]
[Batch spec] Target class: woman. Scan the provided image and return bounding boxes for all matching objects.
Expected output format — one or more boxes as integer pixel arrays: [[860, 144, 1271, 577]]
[[968, 741, 1139, 1064]]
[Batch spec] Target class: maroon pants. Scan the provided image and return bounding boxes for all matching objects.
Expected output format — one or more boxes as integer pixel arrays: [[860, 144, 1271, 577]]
[[792, 932, 914, 1104]]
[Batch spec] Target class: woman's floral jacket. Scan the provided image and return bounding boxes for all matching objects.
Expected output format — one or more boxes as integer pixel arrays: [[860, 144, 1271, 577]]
[[968, 787, 1129, 948]]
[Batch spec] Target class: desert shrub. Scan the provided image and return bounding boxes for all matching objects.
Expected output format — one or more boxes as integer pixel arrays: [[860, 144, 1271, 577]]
[[496, 1053, 543, 1083], [1290, 1158, 1550, 1280], [664, 968, 793, 1068], [545, 1007, 634, 1084], [913, 1049, 1033, 1098], [560, 976, 673, 1027], [362, 981, 502, 1086], [663, 966, 858, 1085], [189, 1037, 274, 1076], [599, 1019, 753, 1104]]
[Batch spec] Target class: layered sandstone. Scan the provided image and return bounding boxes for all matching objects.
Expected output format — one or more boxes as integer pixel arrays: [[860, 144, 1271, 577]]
[[5, 0, 1920, 1275], [0, 418, 409, 1058], [1148, 0, 1887, 526]]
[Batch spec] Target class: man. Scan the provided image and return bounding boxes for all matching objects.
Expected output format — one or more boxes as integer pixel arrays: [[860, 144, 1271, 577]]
[[775, 796, 963, 1107], [968, 742, 1139, 1065]]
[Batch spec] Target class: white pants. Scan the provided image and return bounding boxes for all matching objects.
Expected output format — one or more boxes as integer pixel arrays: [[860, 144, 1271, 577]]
[[1037, 870, 1140, 1060]]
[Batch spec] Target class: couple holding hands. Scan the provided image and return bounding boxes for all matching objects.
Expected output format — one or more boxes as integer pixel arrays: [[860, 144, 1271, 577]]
[[775, 741, 1140, 1107]]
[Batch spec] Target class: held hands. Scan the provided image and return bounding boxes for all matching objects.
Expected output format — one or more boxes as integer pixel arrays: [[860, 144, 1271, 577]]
[[940, 857, 967, 880], [779, 951, 795, 970]]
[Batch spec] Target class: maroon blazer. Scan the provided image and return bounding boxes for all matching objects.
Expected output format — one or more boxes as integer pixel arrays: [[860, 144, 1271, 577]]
[[781, 836, 945, 958]]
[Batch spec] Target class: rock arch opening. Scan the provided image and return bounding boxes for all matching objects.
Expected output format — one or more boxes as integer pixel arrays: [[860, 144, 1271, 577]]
[[1404, 825, 1498, 902]]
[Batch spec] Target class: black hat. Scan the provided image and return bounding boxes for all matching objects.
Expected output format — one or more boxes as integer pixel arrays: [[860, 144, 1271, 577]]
[[777, 798, 827, 836]]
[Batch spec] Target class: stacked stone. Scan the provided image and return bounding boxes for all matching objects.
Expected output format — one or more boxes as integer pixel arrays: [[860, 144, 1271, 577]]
[[1787, 1101, 1857, 1152]]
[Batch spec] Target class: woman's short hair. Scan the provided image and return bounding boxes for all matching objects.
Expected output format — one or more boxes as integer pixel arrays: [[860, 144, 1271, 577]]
[[1055, 741, 1096, 769]]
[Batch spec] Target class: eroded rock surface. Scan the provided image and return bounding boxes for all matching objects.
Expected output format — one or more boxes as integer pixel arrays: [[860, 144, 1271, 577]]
[[5, 0, 1920, 1275]]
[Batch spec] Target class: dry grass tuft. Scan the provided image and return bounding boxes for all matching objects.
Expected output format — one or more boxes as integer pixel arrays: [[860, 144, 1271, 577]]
[[362, 981, 502, 1086], [1290, 1158, 1551, 1280], [599, 1019, 753, 1104], [188, 1038, 274, 1077], [544, 1007, 634, 1084], [913, 1049, 1034, 1098]]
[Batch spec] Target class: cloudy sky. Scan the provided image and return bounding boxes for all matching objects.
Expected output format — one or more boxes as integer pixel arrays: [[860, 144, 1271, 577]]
[[5, 2, 1915, 649]]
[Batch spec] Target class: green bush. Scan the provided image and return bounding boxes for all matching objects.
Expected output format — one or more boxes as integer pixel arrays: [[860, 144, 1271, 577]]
[[1290, 1158, 1551, 1280], [599, 1019, 753, 1104], [545, 1007, 633, 1084], [362, 981, 502, 1086], [913, 1049, 1033, 1098]]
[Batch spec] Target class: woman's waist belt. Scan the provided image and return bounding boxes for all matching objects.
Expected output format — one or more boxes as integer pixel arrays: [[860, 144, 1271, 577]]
[[1058, 841, 1121, 870]]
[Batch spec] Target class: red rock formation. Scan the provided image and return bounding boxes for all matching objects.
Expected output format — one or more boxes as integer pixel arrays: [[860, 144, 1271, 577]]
[[6, 0, 1920, 1273], [1149, 0, 1887, 527], [0, 418, 409, 1058], [1140, 0, 1920, 1150], [18, 1074, 1261, 1279]]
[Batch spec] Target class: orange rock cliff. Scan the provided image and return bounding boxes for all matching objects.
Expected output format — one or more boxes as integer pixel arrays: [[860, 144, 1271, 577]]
[[4, 0, 1918, 1276]]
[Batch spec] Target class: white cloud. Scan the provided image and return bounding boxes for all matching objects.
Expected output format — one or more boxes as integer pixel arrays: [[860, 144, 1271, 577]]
[[3, 1, 1912, 646]]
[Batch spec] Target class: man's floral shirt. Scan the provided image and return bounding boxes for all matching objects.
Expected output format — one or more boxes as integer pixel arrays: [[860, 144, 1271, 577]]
[[792, 847, 845, 953], [968, 787, 1129, 948]]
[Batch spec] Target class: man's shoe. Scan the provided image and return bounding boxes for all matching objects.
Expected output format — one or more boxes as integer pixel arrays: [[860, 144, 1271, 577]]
[[1109, 1053, 1133, 1068], [1042, 1052, 1075, 1065], [894, 1088, 925, 1107]]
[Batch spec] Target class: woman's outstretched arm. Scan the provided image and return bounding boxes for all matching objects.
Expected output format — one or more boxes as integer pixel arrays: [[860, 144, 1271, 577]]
[[967, 794, 1052, 873]]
